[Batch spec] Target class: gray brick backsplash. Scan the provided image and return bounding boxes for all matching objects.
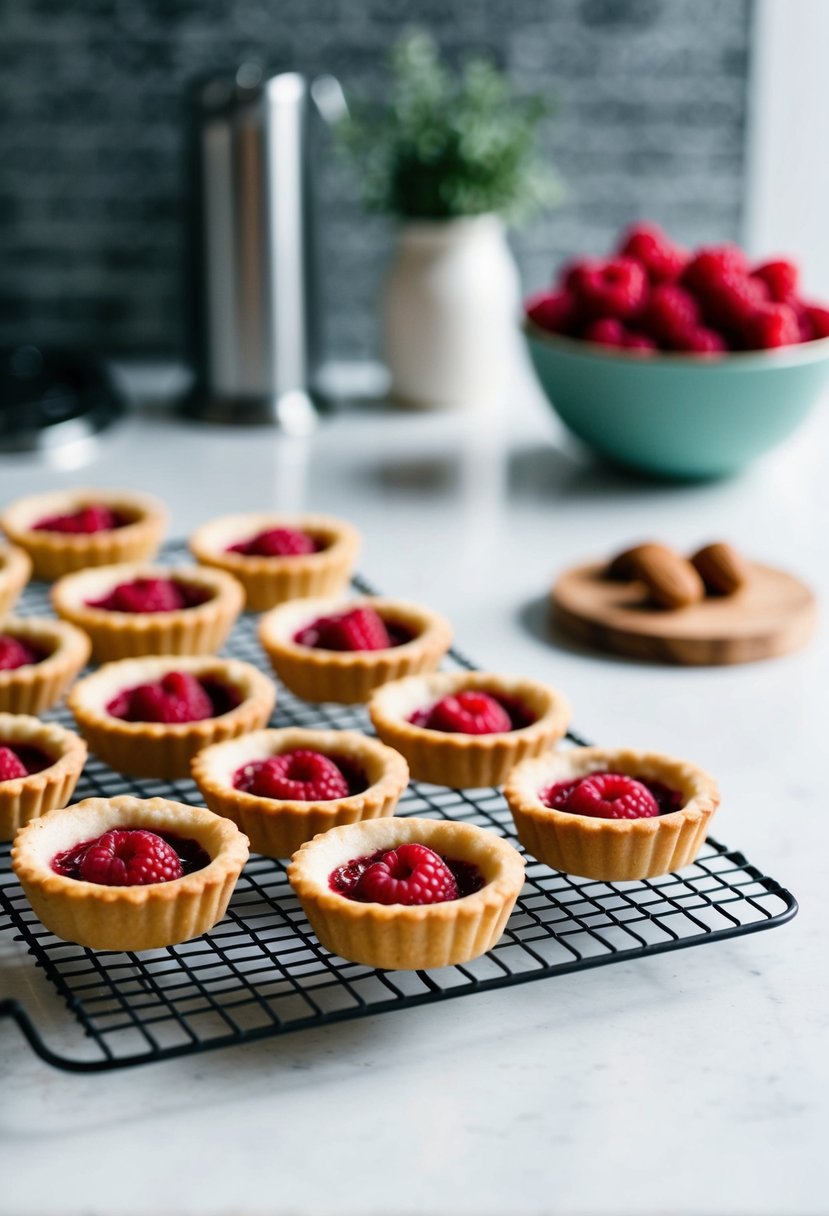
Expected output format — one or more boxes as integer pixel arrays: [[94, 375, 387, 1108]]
[[0, 0, 751, 360]]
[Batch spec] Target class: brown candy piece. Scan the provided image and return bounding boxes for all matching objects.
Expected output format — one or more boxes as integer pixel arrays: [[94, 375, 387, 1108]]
[[605, 542, 670, 581], [606, 542, 705, 610], [691, 542, 749, 596]]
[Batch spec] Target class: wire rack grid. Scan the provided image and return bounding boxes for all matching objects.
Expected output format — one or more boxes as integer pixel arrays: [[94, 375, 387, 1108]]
[[0, 547, 797, 1071]]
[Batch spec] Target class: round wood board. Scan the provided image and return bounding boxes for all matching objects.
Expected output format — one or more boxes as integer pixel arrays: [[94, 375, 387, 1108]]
[[551, 561, 817, 665]]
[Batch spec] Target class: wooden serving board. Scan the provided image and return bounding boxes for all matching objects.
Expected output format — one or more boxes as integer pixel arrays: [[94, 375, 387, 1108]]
[[551, 560, 817, 665]]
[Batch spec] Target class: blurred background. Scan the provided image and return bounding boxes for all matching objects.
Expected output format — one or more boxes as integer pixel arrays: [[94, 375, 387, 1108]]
[[0, 0, 753, 364]]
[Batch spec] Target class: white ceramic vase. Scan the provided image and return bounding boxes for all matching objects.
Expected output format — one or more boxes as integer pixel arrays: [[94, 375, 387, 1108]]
[[382, 214, 523, 410]]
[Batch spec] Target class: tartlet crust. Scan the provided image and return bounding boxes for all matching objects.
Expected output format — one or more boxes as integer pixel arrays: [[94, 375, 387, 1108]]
[[189, 512, 361, 612], [369, 671, 571, 788], [0, 616, 91, 715], [0, 488, 168, 580], [67, 655, 276, 780], [504, 746, 721, 881], [258, 595, 453, 704], [11, 795, 249, 951], [0, 714, 88, 840], [192, 727, 410, 858], [287, 816, 525, 970], [0, 544, 32, 620], [51, 562, 244, 661]]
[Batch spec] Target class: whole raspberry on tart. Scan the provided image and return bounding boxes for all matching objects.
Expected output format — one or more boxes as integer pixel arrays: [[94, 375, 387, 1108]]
[[504, 746, 719, 881], [0, 617, 91, 715], [369, 671, 570, 789], [259, 595, 453, 704], [12, 796, 249, 951], [0, 543, 32, 619], [0, 489, 167, 580], [193, 727, 410, 858], [0, 714, 87, 841], [189, 513, 361, 612], [68, 655, 275, 780], [51, 563, 244, 662], [287, 817, 525, 970]]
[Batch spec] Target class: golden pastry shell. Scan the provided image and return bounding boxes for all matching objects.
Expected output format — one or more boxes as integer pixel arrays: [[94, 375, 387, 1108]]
[[0, 714, 88, 840], [67, 655, 276, 780], [0, 616, 91, 715], [192, 727, 409, 858], [369, 671, 571, 788], [189, 512, 361, 611], [0, 488, 168, 580], [288, 816, 525, 970], [258, 595, 453, 704], [12, 795, 249, 951], [0, 544, 32, 620], [504, 746, 720, 881], [51, 562, 244, 661]]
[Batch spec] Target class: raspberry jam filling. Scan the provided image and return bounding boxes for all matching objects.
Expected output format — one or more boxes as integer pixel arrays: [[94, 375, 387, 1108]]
[[52, 827, 210, 886], [233, 748, 365, 801], [410, 690, 534, 735], [330, 843, 484, 906], [227, 527, 319, 558], [0, 742, 54, 782], [106, 671, 240, 724], [32, 505, 129, 534], [294, 606, 413, 652], [87, 577, 211, 614], [0, 634, 46, 671], [539, 772, 683, 821]]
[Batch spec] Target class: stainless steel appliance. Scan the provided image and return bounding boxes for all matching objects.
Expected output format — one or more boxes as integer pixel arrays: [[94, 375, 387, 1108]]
[[186, 65, 343, 433]]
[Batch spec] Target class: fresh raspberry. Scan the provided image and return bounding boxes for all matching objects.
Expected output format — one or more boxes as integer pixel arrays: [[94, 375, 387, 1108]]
[[582, 318, 626, 347], [352, 843, 459, 906], [89, 577, 192, 614], [77, 828, 183, 886], [751, 259, 799, 303], [641, 284, 699, 347], [743, 302, 801, 350], [565, 773, 660, 820], [0, 635, 42, 670], [33, 505, 120, 534], [228, 527, 316, 558], [698, 272, 769, 333], [107, 671, 215, 723], [681, 245, 750, 297], [803, 304, 829, 340], [559, 257, 601, 294], [572, 257, 648, 320], [525, 290, 578, 335], [0, 746, 27, 781], [539, 779, 581, 810], [673, 326, 728, 354], [617, 222, 688, 284], [622, 331, 658, 353], [295, 606, 391, 652], [417, 690, 512, 735], [234, 749, 349, 801]]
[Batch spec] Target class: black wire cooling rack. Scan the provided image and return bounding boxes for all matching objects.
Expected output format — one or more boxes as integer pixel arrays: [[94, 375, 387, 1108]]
[[0, 545, 797, 1072]]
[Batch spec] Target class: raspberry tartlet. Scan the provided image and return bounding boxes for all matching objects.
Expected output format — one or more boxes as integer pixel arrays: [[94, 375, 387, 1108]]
[[0, 489, 168, 581], [259, 596, 453, 704], [192, 727, 409, 858], [0, 714, 87, 840], [51, 563, 244, 662], [369, 671, 571, 788], [0, 617, 91, 714], [0, 543, 32, 620], [189, 513, 361, 612], [11, 796, 249, 951], [288, 817, 525, 970], [504, 746, 720, 881], [67, 656, 276, 779]]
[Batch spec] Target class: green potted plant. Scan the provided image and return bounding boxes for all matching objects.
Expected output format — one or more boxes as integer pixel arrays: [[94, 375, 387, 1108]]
[[341, 33, 556, 409]]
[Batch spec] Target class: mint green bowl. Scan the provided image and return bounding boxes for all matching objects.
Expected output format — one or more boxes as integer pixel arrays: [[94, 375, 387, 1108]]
[[525, 324, 829, 479]]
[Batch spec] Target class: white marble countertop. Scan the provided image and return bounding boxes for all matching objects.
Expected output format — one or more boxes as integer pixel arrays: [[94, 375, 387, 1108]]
[[0, 364, 827, 1216]]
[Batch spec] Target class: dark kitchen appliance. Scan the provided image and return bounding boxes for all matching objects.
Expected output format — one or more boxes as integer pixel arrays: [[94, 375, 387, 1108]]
[[0, 346, 124, 454]]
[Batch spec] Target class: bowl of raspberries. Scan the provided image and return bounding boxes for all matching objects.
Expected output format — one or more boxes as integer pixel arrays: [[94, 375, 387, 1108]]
[[525, 222, 829, 478]]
